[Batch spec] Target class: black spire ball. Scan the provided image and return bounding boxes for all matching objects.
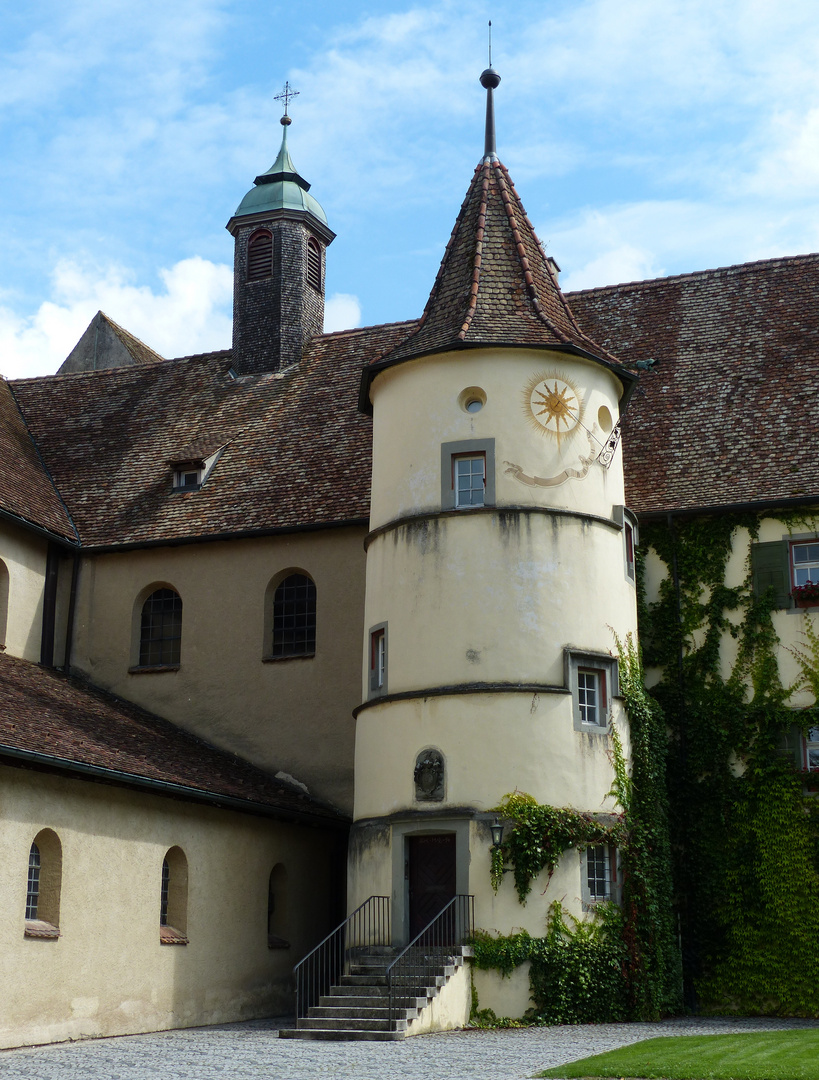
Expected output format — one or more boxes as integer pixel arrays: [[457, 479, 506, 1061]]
[[280, 114, 292, 126], [479, 67, 501, 89]]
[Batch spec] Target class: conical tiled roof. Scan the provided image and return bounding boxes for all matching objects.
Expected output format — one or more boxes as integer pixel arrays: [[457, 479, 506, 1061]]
[[375, 158, 622, 369]]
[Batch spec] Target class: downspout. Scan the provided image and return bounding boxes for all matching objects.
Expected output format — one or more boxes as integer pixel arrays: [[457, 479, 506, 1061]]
[[62, 553, 80, 674], [667, 510, 696, 1011]]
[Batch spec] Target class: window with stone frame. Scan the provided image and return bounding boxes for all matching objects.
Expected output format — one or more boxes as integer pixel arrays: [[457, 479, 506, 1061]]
[[159, 847, 188, 944], [582, 844, 617, 904], [271, 573, 316, 658], [139, 588, 182, 667], [24, 829, 62, 938]]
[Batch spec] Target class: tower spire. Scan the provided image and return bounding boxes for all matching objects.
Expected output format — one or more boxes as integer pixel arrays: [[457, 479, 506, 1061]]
[[479, 25, 501, 164]]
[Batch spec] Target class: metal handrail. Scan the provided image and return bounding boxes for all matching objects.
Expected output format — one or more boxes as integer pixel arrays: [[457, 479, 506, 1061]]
[[385, 894, 474, 1022], [293, 894, 390, 1022]]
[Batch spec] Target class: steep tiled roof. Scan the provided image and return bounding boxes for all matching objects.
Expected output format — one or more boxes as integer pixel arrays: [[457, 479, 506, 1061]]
[[568, 253, 819, 515], [378, 159, 621, 370], [11, 322, 414, 549], [0, 651, 345, 823], [0, 378, 77, 541]]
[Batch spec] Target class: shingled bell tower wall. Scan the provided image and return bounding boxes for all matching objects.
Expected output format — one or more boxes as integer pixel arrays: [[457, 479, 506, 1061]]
[[229, 213, 333, 375], [227, 120, 335, 376]]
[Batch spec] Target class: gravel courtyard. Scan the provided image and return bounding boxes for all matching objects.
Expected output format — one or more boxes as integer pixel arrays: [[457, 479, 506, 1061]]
[[3, 1015, 819, 1080]]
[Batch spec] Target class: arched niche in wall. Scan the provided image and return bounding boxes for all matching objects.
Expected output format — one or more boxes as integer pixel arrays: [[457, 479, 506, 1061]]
[[414, 748, 445, 802], [159, 845, 189, 944], [24, 828, 62, 939]]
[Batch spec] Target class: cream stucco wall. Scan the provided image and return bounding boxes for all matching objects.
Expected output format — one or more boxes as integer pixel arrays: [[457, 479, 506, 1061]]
[[0, 765, 340, 1049], [363, 512, 636, 696], [642, 514, 819, 705], [70, 527, 366, 814], [368, 348, 627, 530], [0, 519, 48, 662]]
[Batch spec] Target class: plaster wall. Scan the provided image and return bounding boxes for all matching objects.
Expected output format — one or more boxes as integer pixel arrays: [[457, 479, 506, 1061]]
[[0, 520, 47, 661], [368, 348, 627, 530], [472, 964, 532, 1020], [407, 960, 471, 1035], [363, 512, 636, 695], [70, 528, 365, 813], [354, 693, 628, 820], [0, 765, 337, 1049], [642, 514, 819, 706]]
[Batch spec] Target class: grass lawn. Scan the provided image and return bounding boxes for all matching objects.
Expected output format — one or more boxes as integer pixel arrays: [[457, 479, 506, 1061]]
[[536, 1029, 819, 1080]]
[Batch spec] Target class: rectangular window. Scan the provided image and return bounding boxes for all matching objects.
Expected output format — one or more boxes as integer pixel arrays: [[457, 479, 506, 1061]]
[[369, 623, 387, 697], [624, 522, 635, 581], [441, 439, 495, 510], [587, 842, 613, 902], [792, 542, 819, 587], [806, 727, 819, 772], [578, 669, 605, 726], [567, 649, 617, 732], [453, 454, 485, 508]]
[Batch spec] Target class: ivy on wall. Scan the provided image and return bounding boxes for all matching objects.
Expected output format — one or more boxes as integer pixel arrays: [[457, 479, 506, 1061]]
[[639, 512, 819, 1016], [476, 635, 682, 1024]]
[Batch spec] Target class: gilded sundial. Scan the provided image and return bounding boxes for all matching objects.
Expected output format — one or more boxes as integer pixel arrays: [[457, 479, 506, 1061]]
[[524, 372, 583, 439]]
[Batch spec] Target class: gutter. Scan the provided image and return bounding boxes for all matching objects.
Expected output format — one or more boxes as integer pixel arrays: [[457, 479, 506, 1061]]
[[81, 516, 369, 555], [0, 507, 78, 550], [0, 744, 350, 832], [637, 494, 819, 523]]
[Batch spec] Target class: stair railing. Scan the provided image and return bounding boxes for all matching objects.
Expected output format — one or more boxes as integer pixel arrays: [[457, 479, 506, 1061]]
[[385, 894, 474, 1022], [293, 894, 391, 1023]]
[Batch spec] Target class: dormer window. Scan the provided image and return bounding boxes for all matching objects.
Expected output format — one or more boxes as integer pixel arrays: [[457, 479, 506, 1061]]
[[306, 238, 321, 291], [168, 438, 227, 493]]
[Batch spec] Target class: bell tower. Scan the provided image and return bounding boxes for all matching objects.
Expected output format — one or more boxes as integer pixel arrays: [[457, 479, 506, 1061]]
[[226, 85, 335, 375]]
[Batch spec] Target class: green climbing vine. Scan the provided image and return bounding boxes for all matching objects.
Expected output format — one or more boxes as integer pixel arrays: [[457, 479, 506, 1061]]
[[475, 511, 819, 1022], [638, 511, 819, 1016], [475, 633, 682, 1024]]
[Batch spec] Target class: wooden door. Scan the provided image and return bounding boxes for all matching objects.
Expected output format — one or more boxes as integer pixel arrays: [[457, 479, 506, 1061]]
[[408, 834, 456, 940]]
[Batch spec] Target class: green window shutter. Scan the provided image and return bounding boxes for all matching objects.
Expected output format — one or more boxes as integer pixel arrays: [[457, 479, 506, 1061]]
[[751, 541, 791, 609]]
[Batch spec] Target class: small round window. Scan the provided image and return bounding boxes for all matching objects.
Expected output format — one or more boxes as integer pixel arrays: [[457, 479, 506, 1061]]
[[458, 386, 487, 413]]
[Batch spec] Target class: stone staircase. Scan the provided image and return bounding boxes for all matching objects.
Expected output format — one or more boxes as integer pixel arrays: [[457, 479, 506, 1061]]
[[278, 946, 471, 1041]]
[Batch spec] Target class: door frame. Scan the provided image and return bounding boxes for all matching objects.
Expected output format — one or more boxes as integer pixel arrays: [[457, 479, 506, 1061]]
[[390, 818, 471, 946]]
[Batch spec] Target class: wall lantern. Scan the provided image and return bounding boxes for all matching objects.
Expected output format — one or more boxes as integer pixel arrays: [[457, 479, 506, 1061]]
[[490, 820, 505, 848]]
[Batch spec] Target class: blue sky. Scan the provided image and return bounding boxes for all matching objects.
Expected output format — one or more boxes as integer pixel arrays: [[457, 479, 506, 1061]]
[[3, 0, 819, 378]]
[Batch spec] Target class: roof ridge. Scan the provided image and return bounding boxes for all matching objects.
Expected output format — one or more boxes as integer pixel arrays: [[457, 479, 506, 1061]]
[[566, 250, 819, 299], [102, 312, 165, 364]]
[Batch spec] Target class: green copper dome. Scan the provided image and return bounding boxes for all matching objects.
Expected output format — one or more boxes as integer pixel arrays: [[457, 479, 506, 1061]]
[[233, 124, 328, 224]]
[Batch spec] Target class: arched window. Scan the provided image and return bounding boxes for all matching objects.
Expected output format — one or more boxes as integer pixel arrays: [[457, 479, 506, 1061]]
[[160, 846, 188, 944], [267, 863, 289, 948], [248, 230, 273, 281], [306, 238, 321, 291], [0, 558, 8, 649], [139, 588, 182, 667], [24, 829, 62, 938], [271, 573, 316, 658]]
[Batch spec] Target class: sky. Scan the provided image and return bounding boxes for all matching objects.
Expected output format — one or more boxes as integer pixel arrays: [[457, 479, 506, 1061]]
[[3, 0, 819, 379]]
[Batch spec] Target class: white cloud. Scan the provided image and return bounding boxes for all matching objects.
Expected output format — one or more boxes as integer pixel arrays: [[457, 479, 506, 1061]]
[[0, 256, 232, 380], [324, 294, 362, 333]]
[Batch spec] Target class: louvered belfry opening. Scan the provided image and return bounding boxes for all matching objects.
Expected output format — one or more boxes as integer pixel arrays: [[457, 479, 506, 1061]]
[[247, 230, 273, 281], [306, 237, 321, 291]]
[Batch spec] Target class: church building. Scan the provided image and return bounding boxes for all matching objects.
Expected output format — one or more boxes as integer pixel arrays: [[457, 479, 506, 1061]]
[[2, 67, 819, 1046]]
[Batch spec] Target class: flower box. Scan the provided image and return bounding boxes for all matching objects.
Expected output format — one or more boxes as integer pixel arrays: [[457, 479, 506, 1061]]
[[792, 582, 819, 608]]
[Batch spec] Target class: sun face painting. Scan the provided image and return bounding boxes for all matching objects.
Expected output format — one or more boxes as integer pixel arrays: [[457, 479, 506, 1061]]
[[525, 372, 583, 440]]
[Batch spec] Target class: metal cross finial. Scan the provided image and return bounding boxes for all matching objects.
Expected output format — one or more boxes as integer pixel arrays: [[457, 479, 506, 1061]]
[[274, 81, 299, 117]]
